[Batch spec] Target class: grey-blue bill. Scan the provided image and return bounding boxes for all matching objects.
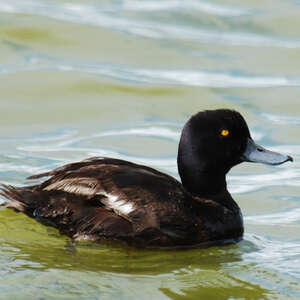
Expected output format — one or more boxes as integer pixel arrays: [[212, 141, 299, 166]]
[[241, 138, 293, 165]]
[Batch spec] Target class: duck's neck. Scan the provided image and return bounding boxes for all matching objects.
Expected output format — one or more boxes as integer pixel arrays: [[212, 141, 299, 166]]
[[178, 152, 227, 197], [177, 126, 238, 210]]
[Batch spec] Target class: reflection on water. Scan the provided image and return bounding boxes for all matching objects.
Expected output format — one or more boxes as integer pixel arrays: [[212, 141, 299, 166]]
[[0, 0, 300, 299], [0, 208, 271, 299]]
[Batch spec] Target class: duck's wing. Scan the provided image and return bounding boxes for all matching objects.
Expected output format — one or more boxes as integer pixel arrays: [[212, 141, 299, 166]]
[[1, 158, 188, 243], [39, 157, 184, 223], [0, 183, 134, 242]]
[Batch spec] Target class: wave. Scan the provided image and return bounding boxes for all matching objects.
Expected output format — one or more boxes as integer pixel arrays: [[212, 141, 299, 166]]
[[2, 55, 300, 88], [1, 1, 300, 48], [121, 0, 248, 16], [245, 207, 300, 225], [228, 168, 300, 194], [262, 113, 300, 125], [244, 233, 300, 280]]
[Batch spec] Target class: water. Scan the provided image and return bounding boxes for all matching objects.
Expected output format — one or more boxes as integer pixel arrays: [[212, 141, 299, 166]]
[[0, 0, 300, 299]]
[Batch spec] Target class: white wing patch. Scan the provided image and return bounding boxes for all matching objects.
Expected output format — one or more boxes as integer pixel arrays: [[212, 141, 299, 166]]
[[99, 192, 135, 216], [42, 177, 135, 216]]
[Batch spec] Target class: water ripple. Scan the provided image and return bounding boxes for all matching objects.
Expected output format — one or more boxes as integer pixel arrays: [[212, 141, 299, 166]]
[[133, 68, 300, 88], [262, 113, 300, 125], [121, 0, 249, 17], [2, 56, 300, 88], [1, 1, 300, 48], [245, 207, 300, 225], [244, 234, 300, 280], [229, 168, 300, 194], [57, 127, 181, 148]]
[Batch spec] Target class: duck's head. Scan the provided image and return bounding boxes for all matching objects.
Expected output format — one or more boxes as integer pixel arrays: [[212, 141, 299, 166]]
[[178, 109, 293, 196]]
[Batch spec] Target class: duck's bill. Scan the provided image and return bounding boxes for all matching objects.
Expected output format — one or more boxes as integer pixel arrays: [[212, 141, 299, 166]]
[[241, 138, 293, 165]]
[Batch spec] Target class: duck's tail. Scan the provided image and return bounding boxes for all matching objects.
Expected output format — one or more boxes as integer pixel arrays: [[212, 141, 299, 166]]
[[0, 184, 30, 212]]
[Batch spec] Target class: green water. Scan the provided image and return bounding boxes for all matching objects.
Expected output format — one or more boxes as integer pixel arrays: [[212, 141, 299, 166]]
[[0, 1, 300, 299]]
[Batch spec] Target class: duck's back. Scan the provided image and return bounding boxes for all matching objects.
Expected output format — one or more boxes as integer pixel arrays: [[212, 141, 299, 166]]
[[1, 157, 205, 247]]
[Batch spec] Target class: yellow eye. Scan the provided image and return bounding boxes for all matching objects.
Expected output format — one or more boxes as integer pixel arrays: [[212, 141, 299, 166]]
[[221, 129, 229, 136]]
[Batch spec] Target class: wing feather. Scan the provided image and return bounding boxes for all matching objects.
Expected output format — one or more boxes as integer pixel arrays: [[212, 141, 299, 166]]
[[25, 157, 187, 235], [43, 177, 99, 196]]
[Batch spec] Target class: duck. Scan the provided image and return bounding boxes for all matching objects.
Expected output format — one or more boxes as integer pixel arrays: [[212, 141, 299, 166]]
[[0, 109, 293, 248]]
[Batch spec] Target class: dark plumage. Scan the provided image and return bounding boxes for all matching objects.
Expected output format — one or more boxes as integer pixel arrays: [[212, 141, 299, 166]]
[[0, 109, 293, 248]]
